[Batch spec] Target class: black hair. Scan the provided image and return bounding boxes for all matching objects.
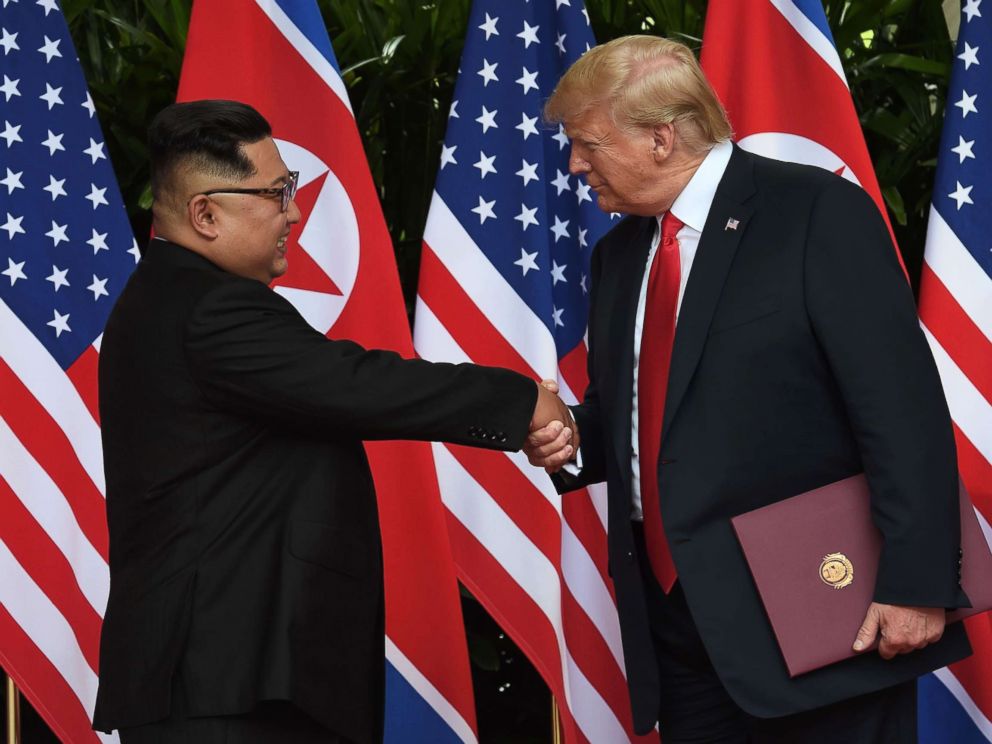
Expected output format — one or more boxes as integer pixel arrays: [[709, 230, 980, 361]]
[[148, 99, 272, 199]]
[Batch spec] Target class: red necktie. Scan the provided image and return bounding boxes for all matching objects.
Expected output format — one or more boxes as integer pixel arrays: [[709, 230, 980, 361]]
[[638, 211, 683, 593]]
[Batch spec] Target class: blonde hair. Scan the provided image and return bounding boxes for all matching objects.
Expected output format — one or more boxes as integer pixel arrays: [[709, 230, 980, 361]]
[[545, 35, 732, 154]]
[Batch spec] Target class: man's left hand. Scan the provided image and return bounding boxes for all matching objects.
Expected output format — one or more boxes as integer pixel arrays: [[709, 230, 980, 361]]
[[852, 602, 946, 660]]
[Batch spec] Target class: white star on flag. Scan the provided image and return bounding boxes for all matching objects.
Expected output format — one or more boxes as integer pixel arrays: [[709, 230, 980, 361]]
[[471, 195, 497, 223], [41, 129, 64, 154], [85, 183, 109, 209], [37, 35, 61, 63], [550, 215, 570, 241], [951, 136, 976, 163], [515, 203, 539, 230], [87, 275, 109, 300], [476, 105, 498, 133], [43, 175, 67, 200], [46, 309, 71, 337], [83, 137, 106, 163], [45, 220, 69, 245], [46, 264, 70, 291], [473, 151, 497, 178], [517, 21, 540, 48], [1, 167, 24, 193], [439, 144, 457, 169], [550, 260, 567, 284], [0, 75, 20, 102], [514, 248, 539, 275], [516, 159, 539, 186], [955, 89, 979, 117], [3, 257, 27, 285], [39, 83, 63, 109], [516, 112, 538, 139], [516, 67, 539, 94], [948, 181, 974, 209], [478, 13, 499, 40], [478, 58, 499, 86]]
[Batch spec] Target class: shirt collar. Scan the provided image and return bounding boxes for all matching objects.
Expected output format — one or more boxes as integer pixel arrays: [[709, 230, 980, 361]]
[[658, 139, 733, 233]]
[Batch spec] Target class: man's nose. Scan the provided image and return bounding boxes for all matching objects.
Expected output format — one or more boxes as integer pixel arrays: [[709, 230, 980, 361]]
[[286, 197, 302, 224], [568, 146, 589, 175]]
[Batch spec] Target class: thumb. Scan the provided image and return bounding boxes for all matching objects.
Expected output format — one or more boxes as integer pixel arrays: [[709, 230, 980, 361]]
[[540, 378, 559, 393], [853, 606, 880, 652]]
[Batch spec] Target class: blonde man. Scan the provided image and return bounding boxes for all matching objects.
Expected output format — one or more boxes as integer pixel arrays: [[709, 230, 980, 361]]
[[526, 36, 969, 743]]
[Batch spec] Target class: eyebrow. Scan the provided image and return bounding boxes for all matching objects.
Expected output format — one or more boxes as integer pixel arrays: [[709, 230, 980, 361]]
[[266, 171, 291, 186]]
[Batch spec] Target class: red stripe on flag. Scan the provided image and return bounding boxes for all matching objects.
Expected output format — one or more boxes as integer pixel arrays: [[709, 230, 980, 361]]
[[444, 515, 590, 744], [951, 613, 992, 728], [919, 265, 992, 405], [66, 346, 101, 426], [447, 445, 611, 591], [419, 245, 537, 377], [442, 447, 640, 737], [952, 423, 992, 520], [0, 605, 100, 744], [562, 494, 612, 599], [0, 477, 101, 673], [0, 359, 109, 560], [558, 342, 589, 401]]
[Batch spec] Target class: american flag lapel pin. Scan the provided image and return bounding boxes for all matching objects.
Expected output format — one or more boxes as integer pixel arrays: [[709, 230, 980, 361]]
[[725, 218, 740, 231]]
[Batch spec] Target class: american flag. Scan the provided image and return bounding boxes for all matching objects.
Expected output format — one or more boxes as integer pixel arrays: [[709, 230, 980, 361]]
[[413, 2, 655, 742], [0, 1, 133, 742], [918, 2, 992, 740]]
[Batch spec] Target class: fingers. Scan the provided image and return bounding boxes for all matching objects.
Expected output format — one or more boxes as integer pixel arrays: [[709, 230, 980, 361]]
[[852, 604, 880, 654], [857, 603, 946, 660], [523, 421, 574, 469], [540, 379, 559, 393]]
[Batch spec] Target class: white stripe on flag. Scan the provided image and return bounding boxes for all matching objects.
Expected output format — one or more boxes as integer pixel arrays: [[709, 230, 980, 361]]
[[768, 0, 847, 85], [432, 443, 630, 742], [586, 482, 610, 534], [414, 296, 472, 365], [0, 418, 109, 616], [0, 299, 105, 495], [923, 206, 992, 344], [384, 635, 477, 744], [423, 195, 560, 379], [0, 540, 100, 721], [921, 325, 992, 463], [255, 0, 354, 115], [932, 667, 992, 740], [503, 450, 625, 669]]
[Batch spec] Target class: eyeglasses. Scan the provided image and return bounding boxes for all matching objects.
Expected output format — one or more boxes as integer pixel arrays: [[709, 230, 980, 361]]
[[196, 171, 299, 212]]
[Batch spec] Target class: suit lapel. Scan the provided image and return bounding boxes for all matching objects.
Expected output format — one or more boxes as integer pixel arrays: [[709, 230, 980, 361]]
[[662, 147, 757, 441], [606, 217, 656, 478]]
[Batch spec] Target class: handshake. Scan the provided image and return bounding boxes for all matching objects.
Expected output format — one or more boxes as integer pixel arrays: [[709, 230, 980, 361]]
[[526, 379, 579, 473]]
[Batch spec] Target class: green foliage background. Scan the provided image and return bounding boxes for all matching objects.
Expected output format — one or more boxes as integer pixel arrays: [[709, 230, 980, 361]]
[[53, 1, 958, 740], [64, 0, 956, 300]]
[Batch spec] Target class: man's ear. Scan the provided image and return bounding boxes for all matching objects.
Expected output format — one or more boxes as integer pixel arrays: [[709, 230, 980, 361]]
[[651, 122, 675, 162], [187, 194, 220, 239]]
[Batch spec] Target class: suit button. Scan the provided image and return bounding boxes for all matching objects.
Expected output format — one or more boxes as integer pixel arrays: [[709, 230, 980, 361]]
[[499, 435, 507, 443]]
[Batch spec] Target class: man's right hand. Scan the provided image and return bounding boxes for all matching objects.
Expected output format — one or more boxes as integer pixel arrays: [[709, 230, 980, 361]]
[[526, 380, 578, 472]]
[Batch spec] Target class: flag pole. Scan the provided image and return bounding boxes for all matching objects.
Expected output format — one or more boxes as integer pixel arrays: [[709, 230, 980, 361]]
[[4, 674, 20, 744], [551, 694, 562, 744]]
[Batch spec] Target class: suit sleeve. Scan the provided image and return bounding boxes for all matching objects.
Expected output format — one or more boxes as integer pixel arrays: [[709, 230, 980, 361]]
[[553, 240, 609, 494], [804, 178, 966, 608], [183, 278, 537, 450]]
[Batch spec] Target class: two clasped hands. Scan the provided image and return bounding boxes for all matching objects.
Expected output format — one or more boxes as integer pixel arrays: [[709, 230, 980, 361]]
[[527, 381, 946, 660], [528, 380, 578, 473]]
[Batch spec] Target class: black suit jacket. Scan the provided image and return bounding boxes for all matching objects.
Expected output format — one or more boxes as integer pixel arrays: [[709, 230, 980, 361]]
[[558, 147, 971, 734], [93, 240, 537, 741]]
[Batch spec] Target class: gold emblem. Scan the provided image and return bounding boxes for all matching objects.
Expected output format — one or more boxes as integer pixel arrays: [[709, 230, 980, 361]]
[[820, 553, 854, 589]]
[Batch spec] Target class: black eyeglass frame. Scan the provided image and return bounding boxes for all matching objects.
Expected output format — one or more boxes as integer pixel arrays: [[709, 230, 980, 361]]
[[195, 170, 299, 212]]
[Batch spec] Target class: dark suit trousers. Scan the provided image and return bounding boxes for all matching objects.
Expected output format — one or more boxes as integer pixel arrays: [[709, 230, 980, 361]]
[[633, 522, 918, 743], [117, 674, 348, 744]]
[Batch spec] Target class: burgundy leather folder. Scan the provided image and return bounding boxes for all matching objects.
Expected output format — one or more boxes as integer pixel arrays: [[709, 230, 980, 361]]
[[731, 474, 992, 677]]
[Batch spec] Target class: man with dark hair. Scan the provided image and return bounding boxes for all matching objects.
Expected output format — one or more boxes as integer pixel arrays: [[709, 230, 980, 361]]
[[93, 99, 576, 744]]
